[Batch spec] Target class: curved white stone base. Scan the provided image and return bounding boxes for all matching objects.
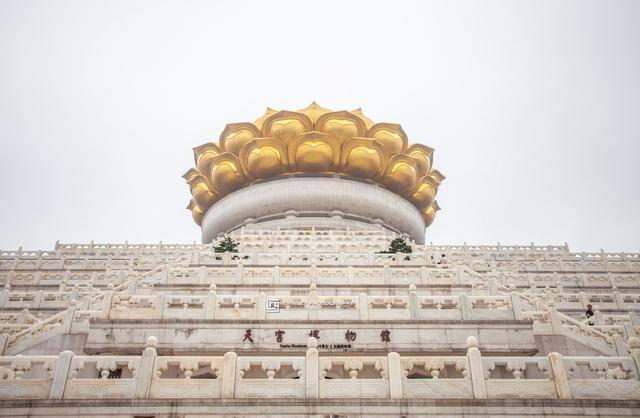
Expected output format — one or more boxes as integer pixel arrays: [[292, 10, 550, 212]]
[[201, 177, 426, 244]]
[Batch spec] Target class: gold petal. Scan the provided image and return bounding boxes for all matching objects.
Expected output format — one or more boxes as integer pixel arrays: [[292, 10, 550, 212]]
[[287, 131, 341, 173], [187, 200, 205, 226], [262, 111, 313, 144], [406, 144, 434, 177], [368, 123, 408, 156], [193, 143, 222, 176], [239, 138, 289, 180], [315, 111, 367, 143], [339, 138, 387, 180], [208, 152, 249, 194], [407, 175, 438, 209], [422, 201, 441, 227], [219, 123, 261, 156], [379, 154, 420, 195]]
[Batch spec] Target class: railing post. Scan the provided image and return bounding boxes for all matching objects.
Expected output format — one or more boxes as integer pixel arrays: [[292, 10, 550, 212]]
[[610, 334, 625, 358], [465, 336, 486, 399], [306, 337, 319, 399], [510, 292, 523, 320], [206, 284, 217, 319], [0, 333, 8, 355], [548, 352, 571, 399], [310, 264, 317, 285], [630, 311, 640, 326], [387, 352, 403, 399], [135, 336, 157, 398], [308, 284, 318, 320], [153, 294, 165, 320], [613, 291, 625, 310], [487, 277, 498, 295], [62, 306, 77, 334], [221, 351, 237, 398], [100, 289, 114, 320], [548, 306, 564, 335], [460, 295, 472, 320], [257, 293, 267, 320], [359, 293, 368, 320], [49, 350, 74, 399], [408, 284, 419, 320]]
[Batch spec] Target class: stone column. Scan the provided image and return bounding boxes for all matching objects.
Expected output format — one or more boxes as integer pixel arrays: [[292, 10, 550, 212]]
[[206, 284, 217, 319], [0, 333, 8, 355], [548, 352, 571, 400], [408, 284, 419, 320], [510, 292, 523, 320], [257, 293, 267, 320], [100, 289, 114, 320], [221, 351, 237, 398], [306, 337, 319, 399], [135, 337, 158, 399], [613, 334, 628, 356], [359, 293, 368, 320], [49, 350, 74, 399], [387, 352, 403, 399], [153, 294, 165, 320], [465, 336, 486, 399], [460, 295, 472, 320], [308, 284, 318, 320], [548, 306, 564, 335]]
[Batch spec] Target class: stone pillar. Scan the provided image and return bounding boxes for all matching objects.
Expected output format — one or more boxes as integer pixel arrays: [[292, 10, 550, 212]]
[[408, 284, 419, 320], [135, 337, 158, 399], [310, 264, 317, 285], [487, 277, 498, 296], [62, 306, 77, 334], [153, 294, 165, 320], [100, 290, 114, 320], [465, 336, 486, 399], [221, 351, 237, 398], [198, 266, 206, 284], [347, 266, 354, 285], [548, 352, 571, 400], [613, 291, 625, 310], [0, 333, 8, 355], [273, 266, 281, 286], [613, 334, 628, 356], [460, 295, 472, 320], [257, 293, 267, 320], [387, 352, 403, 399], [305, 337, 319, 399], [236, 264, 243, 285], [383, 265, 391, 286], [629, 311, 640, 326], [49, 350, 74, 399], [510, 292, 523, 320], [578, 292, 589, 309], [206, 285, 217, 319], [548, 307, 564, 335], [359, 293, 368, 320], [308, 284, 318, 320]]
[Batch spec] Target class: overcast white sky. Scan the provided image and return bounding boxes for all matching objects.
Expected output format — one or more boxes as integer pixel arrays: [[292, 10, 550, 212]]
[[1, 0, 639, 252]]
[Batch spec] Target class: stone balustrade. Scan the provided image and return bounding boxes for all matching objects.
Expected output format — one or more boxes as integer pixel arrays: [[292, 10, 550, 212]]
[[101, 290, 526, 322], [1, 336, 639, 401]]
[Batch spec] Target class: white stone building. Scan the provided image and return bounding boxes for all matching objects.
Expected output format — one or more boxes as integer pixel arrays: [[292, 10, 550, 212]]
[[0, 104, 638, 416]]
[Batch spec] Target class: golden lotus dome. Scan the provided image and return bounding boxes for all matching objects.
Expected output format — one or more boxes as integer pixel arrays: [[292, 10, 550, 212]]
[[184, 103, 444, 243]]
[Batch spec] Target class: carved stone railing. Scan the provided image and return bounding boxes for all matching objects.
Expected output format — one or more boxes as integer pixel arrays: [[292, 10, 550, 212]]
[[100, 290, 525, 322], [1, 336, 639, 401]]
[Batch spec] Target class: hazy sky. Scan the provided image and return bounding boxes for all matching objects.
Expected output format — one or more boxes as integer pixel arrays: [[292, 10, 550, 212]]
[[1, 0, 639, 252]]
